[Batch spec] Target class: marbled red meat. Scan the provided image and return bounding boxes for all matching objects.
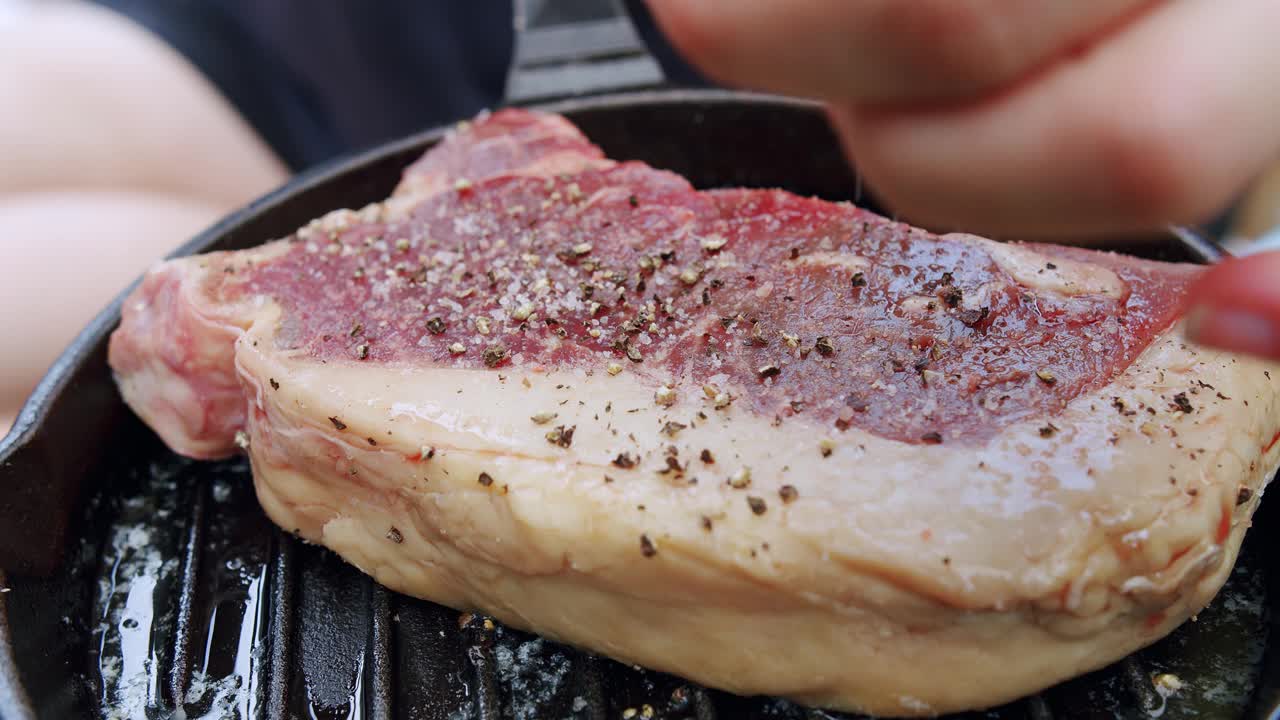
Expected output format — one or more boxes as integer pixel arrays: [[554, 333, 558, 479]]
[[233, 120, 1198, 444]]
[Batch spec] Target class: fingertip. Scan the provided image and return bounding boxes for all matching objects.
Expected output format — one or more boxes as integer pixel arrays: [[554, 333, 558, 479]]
[[1188, 252, 1280, 312], [1184, 304, 1280, 361], [1184, 252, 1280, 360]]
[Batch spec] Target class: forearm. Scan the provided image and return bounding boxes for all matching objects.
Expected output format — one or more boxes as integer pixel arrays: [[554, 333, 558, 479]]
[[0, 1, 291, 435], [0, 190, 226, 431], [0, 2, 287, 204]]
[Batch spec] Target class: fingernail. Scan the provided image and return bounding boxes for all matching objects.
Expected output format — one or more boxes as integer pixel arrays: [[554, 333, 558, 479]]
[[1185, 305, 1280, 359]]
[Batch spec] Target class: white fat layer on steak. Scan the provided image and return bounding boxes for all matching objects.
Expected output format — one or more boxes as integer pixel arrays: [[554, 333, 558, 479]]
[[232, 309, 1278, 613], [952, 234, 1127, 299], [228, 301, 1280, 715]]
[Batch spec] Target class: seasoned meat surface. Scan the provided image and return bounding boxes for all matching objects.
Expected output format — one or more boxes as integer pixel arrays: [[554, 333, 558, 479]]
[[107, 109, 1280, 717], [214, 110, 1198, 445]]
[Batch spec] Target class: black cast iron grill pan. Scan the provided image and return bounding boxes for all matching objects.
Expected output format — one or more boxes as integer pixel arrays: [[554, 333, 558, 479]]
[[1, 90, 1278, 720]]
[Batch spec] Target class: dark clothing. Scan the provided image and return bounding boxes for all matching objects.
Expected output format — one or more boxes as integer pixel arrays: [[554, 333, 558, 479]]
[[90, 0, 518, 170], [89, 0, 702, 171]]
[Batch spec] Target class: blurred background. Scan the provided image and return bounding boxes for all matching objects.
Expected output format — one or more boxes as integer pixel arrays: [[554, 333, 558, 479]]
[[3, 0, 1280, 439]]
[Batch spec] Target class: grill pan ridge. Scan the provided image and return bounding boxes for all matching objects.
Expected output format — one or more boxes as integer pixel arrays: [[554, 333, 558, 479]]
[[1, 90, 1278, 720]]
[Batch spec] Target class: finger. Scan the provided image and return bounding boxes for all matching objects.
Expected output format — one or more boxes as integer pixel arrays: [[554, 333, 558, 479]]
[[1185, 251, 1280, 360], [645, 0, 1155, 103], [835, 0, 1280, 237]]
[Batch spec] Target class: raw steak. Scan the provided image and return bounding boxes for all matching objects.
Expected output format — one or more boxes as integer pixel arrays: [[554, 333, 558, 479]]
[[109, 109, 1280, 716]]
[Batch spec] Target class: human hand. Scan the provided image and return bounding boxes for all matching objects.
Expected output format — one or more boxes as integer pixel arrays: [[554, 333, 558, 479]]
[[1185, 249, 1280, 360], [646, 0, 1280, 238], [647, 0, 1280, 359]]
